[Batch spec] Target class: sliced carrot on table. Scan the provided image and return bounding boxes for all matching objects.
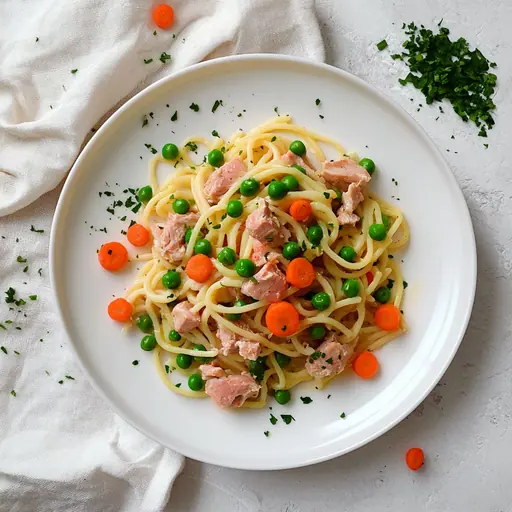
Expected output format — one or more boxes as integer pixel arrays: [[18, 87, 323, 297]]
[[152, 4, 174, 29], [375, 304, 401, 331], [406, 447, 424, 471], [266, 301, 299, 337], [98, 242, 128, 271], [127, 223, 150, 247], [108, 298, 133, 322], [286, 257, 315, 289], [352, 351, 379, 379], [289, 199, 312, 222], [185, 254, 213, 283], [366, 271, 374, 286]]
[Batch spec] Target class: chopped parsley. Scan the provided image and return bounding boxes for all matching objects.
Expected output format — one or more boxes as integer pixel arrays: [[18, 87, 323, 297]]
[[325, 358, 333, 365], [323, 192, 330, 199], [300, 396, 313, 404], [16, 256, 27, 263], [132, 360, 139, 366], [5, 287, 16, 304], [265, 236, 273, 243], [0, 324, 5, 330], [281, 414, 295, 425], [189, 103, 200, 112], [165, 364, 170, 374], [175, 383, 182, 388], [340, 412, 346, 419], [65, 375, 75, 380], [315, 98, 321, 106], [184, 141, 198, 152], [143, 58, 153, 64], [1, 346, 7, 354], [270, 413, 278, 425], [142, 115, 149, 128], [71, 69, 78, 74], [387, 279, 394, 289], [159, 52, 171, 64], [29, 295, 38, 301], [212, 224, 221, 230], [376, 39, 388, 51], [58, 380, 64, 385], [271, 136, 277, 142], [212, 130, 220, 138], [273, 106, 280, 115], [403, 280, 409, 289], [211, 99, 223, 113], [30, 225, 44, 233], [10, 390, 16, 397], [264, 431, 270, 437], [144, 143, 158, 154], [171, 110, 178, 122]]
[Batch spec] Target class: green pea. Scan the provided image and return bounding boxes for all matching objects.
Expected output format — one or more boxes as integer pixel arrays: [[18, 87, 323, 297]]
[[226, 299, 246, 321], [208, 149, 224, 167], [173, 198, 190, 214], [311, 292, 331, 311], [226, 200, 243, 218], [185, 228, 203, 244], [307, 225, 323, 246], [162, 270, 181, 289], [339, 246, 357, 262], [137, 186, 153, 203], [374, 286, 391, 304], [235, 258, 256, 278], [176, 353, 192, 369], [268, 180, 288, 200], [275, 352, 291, 368], [194, 239, 212, 256], [359, 158, 376, 175], [369, 223, 387, 241], [292, 164, 307, 174], [140, 334, 157, 351], [289, 140, 306, 156], [218, 247, 236, 266], [342, 279, 360, 298], [193, 344, 211, 363], [309, 325, 326, 340], [248, 356, 267, 382], [274, 389, 291, 405], [382, 214, 391, 231], [282, 241, 301, 260], [136, 314, 153, 333], [240, 178, 260, 197], [188, 373, 204, 391], [281, 175, 299, 191], [168, 330, 182, 342], [162, 143, 179, 160]]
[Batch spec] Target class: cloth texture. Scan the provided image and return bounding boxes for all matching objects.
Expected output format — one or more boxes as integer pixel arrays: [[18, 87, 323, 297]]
[[0, 0, 324, 511]]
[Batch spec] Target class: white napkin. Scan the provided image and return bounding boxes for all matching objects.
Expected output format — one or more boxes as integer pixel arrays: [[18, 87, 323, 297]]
[[0, 1, 324, 510]]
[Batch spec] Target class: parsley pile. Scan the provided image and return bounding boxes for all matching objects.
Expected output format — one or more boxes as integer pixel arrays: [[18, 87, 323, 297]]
[[385, 22, 497, 137]]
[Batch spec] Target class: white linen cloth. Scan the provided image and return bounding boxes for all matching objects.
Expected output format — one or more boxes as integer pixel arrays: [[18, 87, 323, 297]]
[[0, 0, 324, 511]]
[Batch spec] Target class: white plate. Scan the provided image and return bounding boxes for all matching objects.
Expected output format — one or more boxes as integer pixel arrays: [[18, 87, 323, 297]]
[[50, 55, 476, 470]]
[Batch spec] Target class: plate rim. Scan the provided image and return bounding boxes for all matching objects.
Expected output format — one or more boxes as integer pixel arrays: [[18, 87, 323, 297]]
[[49, 53, 477, 470]]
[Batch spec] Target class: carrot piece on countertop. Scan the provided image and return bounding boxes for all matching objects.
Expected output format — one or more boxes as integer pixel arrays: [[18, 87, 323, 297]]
[[286, 257, 316, 289], [375, 304, 401, 331], [127, 223, 150, 247], [265, 301, 299, 337], [98, 242, 128, 271], [152, 4, 174, 29], [352, 351, 379, 379], [108, 298, 133, 322], [185, 254, 214, 283], [289, 199, 312, 222], [406, 448, 425, 471]]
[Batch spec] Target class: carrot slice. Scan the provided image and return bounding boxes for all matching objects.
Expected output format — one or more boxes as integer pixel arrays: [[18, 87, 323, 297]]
[[152, 4, 174, 29], [406, 448, 424, 471], [98, 242, 128, 271], [266, 302, 299, 337], [289, 199, 312, 222], [366, 271, 374, 286], [352, 351, 379, 379], [127, 223, 150, 247], [108, 298, 133, 322], [185, 254, 214, 283], [286, 257, 316, 288], [375, 304, 401, 331]]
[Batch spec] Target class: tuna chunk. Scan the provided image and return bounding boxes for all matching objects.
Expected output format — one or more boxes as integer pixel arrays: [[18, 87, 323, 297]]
[[321, 159, 371, 191], [152, 212, 200, 262], [217, 322, 261, 361], [305, 333, 353, 378], [251, 238, 281, 266], [241, 261, 287, 303], [336, 210, 360, 226], [281, 150, 313, 172], [199, 364, 225, 380], [246, 200, 289, 247], [205, 374, 261, 408], [336, 182, 366, 226], [171, 301, 200, 333], [204, 157, 246, 204]]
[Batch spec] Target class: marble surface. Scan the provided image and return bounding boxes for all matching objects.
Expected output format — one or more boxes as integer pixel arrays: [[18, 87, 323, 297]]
[[167, 0, 512, 510]]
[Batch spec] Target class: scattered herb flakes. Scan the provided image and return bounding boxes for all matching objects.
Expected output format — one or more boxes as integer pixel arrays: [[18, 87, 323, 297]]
[[23, 266, 28, 273], [281, 414, 295, 425], [264, 431, 270, 437], [1, 346, 7, 354], [376, 39, 388, 51], [58, 380, 64, 385], [403, 280, 409, 289], [144, 58, 153, 64], [483, 143, 489, 149], [153, 30, 157, 36], [393, 22, 497, 136], [387, 279, 395, 289], [0, 324, 5, 330], [319, 115, 324, 119], [144, 143, 158, 154], [5, 288, 16, 304], [185, 141, 198, 153], [175, 383, 182, 388], [30, 225, 45, 233], [159, 52, 171, 64], [237, 112, 242, 118], [300, 396, 313, 404], [71, 69, 78, 74], [212, 99, 223, 113], [340, 412, 346, 419], [142, 115, 149, 128], [323, 192, 330, 199], [165, 364, 170, 374], [212, 130, 220, 138], [16, 256, 27, 263], [327, 394, 331, 399], [29, 295, 37, 301], [36, 37, 39, 42], [270, 414, 278, 425], [189, 103, 199, 112], [171, 110, 178, 121], [273, 106, 280, 115], [132, 360, 139, 366], [14, 350, 20, 356], [315, 98, 321, 106], [271, 136, 277, 142], [10, 390, 16, 397]]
